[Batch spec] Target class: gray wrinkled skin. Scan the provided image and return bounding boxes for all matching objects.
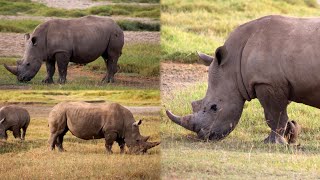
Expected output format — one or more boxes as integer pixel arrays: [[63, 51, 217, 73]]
[[167, 15, 320, 144], [0, 105, 30, 140], [4, 15, 124, 84], [48, 102, 160, 154]]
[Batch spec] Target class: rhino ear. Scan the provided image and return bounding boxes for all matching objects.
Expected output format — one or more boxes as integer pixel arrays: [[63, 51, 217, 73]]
[[31, 37, 37, 46], [197, 51, 213, 66], [24, 33, 30, 41], [133, 119, 142, 127], [215, 46, 228, 65], [0, 118, 5, 124]]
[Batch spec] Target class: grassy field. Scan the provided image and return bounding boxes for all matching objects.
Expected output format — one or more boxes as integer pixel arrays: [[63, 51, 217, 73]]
[[0, 19, 160, 33], [161, 83, 320, 179], [161, 0, 320, 62], [0, 43, 160, 89], [0, 0, 160, 19], [0, 108, 161, 179]]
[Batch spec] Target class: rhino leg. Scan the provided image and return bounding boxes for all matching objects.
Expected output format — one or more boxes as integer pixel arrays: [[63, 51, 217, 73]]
[[21, 126, 28, 140], [104, 132, 117, 154], [12, 127, 22, 140], [42, 60, 56, 84], [48, 133, 59, 150], [56, 53, 70, 84], [256, 85, 289, 144], [55, 128, 68, 152], [116, 137, 125, 154]]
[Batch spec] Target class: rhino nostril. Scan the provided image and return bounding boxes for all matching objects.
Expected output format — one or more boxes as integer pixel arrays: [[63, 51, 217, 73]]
[[210, 104, 217, 111]]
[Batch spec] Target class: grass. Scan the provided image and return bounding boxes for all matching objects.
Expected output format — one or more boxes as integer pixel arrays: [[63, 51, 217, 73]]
[[94, 0, 160, 3], [0, 112, 161, 179], [161, 0, 320, 62], [0, 0, 160, 19], [161, 83, 320, 179], [0, 19, 160, 33], [0, 89, 160, 106], [0, 43, 160, 89]]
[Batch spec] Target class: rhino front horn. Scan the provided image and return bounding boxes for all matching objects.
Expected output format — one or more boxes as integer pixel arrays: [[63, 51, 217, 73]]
[[166, 110, 197, 132], [197, 51, 213, 66], [4, 64, 18, 75], [146, 141, 161, 149]]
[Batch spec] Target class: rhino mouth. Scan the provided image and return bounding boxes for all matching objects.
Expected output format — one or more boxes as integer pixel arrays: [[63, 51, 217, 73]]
[[197, 128, 233, 141], [18, 76, 32, 82]]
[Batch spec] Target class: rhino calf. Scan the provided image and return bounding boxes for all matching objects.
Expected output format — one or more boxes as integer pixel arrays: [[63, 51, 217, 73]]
[[284, 120, 301, 145], [0, 105, 30, 140], [48, 102, 160, 154]]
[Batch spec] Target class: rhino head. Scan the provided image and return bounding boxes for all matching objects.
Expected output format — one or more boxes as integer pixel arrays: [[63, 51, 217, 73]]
[[126, 120, 160, 154], [4, 33, 44, 82], [166, 46, 246, 141]]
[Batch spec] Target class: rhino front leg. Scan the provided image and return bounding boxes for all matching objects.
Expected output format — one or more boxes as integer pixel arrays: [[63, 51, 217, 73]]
[[256, 85, 289, 144], [56, 53, 70, 84], [104, 132, 117, 154], [12, 127, 22, 140], [116, 138, 125, 154], [42, 60, 56, 84]]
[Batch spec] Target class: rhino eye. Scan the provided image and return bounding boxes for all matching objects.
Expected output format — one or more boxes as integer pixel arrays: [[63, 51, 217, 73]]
[[26, 63, 30, 66], [210, 104, 217, 111]]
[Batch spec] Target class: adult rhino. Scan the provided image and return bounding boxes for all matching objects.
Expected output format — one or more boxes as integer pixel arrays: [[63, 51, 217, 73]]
[[4, 15, 124, 84], [48, 102, 160, 154], [166, 15, 320, 144]]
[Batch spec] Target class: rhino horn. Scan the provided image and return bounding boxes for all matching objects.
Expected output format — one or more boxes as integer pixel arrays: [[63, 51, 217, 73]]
[[197, 51, 213, 66], [146, 141, 160, 150], [142, 136, 150, 142], [0, 118, 4, 124], [166, 110, 197, 132], [4, 64, 18, 75]]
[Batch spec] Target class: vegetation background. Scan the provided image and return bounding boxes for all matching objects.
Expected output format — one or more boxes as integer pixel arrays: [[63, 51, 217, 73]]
[[161, 0, 320, 179]]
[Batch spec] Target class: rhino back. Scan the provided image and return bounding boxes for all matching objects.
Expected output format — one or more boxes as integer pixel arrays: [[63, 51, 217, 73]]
[[237, 15, 320, 107], [45, 16, 123, 63], [0, 105, 30, 129], [51, 102, 132, 140]]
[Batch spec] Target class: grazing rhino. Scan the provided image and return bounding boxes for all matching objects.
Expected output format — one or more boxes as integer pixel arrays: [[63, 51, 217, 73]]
[[48, 102, 160, 154], [4, 15, 124, 84], [284, 120, 301, 145], [0, 105, 30, 140], [166, 15, 320, 144]]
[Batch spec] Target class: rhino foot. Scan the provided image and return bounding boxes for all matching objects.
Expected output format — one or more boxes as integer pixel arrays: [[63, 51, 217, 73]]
[[263, 134, 288, 144], [42, 78, 54, 84]]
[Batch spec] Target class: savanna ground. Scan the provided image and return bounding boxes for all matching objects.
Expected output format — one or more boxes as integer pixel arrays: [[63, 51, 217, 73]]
[[0, 0, 161, 179], [161, 0, 320, 179]]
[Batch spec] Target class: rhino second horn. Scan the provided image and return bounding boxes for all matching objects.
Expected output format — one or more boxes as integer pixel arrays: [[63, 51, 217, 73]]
[[197, 51, 213, 66], [4, 64, 18, 75], [146, 141, 161, 149], [166, 110, 196, 132]]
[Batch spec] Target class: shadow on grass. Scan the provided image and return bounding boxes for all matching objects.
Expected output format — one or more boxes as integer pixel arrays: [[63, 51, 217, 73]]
[[0, 139, 46, 154]]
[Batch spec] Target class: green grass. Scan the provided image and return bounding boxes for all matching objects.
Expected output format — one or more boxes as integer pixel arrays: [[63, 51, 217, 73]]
[[0, 89, 160, 106], [0, 19, 160, 33], [94, 0, 160, 3], [161, 83, 320, 179], [0, 113, 161, 179], [161, 0, 320, 62], [0, 0, 160, 19], [0, 43, 160, 89]]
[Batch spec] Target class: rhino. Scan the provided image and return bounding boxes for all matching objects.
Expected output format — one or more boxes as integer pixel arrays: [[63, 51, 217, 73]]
[[4, 15, 124, 84], [48, 102, 160, 154], [0, 105, 30, 140], [166, 15, 320, 144]]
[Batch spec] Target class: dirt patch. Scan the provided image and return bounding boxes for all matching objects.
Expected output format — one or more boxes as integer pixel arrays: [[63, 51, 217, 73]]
[[160, 61, 208, 97], [31, 0, 157, 9], [0, 31, 159, 57]]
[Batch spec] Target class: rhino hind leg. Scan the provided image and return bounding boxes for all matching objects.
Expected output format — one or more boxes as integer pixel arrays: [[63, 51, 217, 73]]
[[21, 126, 27, 140], [42, 60, 56, 84], [55, 127, 69, 152], [256, 85, 289, 144], [55, 53, 70, 84], [48, 133, 59, 151]]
